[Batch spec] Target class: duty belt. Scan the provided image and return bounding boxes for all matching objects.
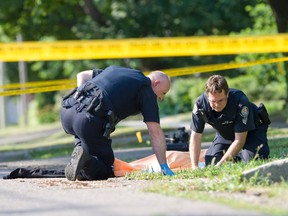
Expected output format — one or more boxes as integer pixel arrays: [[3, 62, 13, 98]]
[[74, 85, 120, 139]]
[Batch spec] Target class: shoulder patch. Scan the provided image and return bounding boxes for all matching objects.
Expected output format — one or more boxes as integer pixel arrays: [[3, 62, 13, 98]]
[[240, 106, 249, 118], [240, 106, 249, 125]]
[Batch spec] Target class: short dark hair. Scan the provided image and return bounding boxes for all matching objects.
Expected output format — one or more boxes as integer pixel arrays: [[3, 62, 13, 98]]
[[205, 75, 229, 95]]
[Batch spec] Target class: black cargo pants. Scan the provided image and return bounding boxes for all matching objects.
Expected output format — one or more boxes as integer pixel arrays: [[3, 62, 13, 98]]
[[205, 123, 270, 165], [60, 97, 114, 180]]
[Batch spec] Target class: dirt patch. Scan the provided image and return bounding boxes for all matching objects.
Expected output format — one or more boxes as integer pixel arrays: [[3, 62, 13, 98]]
[[29, 176, 154, 190]]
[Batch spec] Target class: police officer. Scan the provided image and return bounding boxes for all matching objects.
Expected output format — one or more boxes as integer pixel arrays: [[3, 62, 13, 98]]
[[60, 65, 174, 181], [189, 75, 270, 169]]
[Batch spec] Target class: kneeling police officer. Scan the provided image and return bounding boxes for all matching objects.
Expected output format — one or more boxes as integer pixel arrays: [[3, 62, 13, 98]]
[[190, 75, 271, 169], [60, 65, 174, 181]]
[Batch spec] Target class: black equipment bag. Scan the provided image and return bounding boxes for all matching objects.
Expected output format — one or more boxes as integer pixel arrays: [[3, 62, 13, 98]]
[[165, 127, 190, 152]]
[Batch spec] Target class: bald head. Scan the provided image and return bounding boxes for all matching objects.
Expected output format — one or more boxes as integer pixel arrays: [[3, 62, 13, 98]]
[[147, 71, 171, 101]]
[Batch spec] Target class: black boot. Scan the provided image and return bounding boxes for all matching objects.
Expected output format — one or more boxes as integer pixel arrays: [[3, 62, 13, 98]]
[[65, 146, 91, 181], [76, 156, 115, 181]]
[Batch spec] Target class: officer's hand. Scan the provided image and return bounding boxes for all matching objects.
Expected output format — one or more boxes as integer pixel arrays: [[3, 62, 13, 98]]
[[160, 163, 175, 176]]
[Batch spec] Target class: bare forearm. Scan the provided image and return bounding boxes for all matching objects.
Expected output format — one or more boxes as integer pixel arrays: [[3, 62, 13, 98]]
[[217, 132, 247, 166], [146, 122, 167, 164], [218, 140, 244, 165], [150, 131, 167, 164], [189, 132, 202, 169]]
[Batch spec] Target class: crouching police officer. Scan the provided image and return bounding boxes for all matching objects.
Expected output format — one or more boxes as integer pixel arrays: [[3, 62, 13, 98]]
[[60, 65, 174, 181], [189, 75, 271, 169]]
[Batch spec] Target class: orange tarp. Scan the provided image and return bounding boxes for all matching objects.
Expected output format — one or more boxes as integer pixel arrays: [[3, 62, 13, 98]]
[[113, 149, 206, 177]]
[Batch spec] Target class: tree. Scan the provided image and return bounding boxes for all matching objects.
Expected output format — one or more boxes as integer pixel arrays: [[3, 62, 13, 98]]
[[267, 0, 288, 107]]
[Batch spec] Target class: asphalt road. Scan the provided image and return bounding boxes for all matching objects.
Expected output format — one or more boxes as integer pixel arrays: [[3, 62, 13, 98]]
[[0, 176, 266, 216]]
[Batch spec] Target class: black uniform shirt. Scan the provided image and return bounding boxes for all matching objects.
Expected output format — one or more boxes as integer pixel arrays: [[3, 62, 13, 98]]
[[191, 88, 257, 141], [89, 66, 160, 123]]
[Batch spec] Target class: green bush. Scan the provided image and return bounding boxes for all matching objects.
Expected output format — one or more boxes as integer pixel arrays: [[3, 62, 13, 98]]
[[159, 94, 176, 116], [261, 81, 286, 101], [228, 76, 286, 101], [37, 104, 60, 124], [188, 78, 207, 105], [227, 75, 260, 101], [159, 76, 206, 116]]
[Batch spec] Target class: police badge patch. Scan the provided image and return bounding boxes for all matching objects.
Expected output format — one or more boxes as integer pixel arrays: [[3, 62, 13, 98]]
[[240, 106, 249, 124]]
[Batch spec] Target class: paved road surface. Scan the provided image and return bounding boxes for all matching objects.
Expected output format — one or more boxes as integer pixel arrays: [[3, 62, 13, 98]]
[[0, 176, 266, 216]]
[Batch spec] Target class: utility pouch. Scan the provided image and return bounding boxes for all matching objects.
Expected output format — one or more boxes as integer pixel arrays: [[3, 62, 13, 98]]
[[62, 97, 77, 108], [86, 97, 100, 113], [103, 110, 119, 139], [62, 88, 78, 108], [62, 87, 77, 101], [196, 108, 208, 123], [85, 87, 104, 116], [257, 103, 271, 125]]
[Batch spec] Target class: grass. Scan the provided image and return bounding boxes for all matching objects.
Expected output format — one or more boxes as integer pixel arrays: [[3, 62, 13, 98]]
[[127, 147, 288, 216], [122, 131, 288, 216], [144, 179, 288, 216], [124, 107, 288, 216]]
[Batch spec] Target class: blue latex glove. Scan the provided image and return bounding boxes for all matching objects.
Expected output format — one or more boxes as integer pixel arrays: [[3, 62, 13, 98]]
[[160, 163, 175, 176]]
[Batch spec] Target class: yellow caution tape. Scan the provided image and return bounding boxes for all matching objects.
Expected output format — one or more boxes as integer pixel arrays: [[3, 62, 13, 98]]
[[0, 84, 76, 97], [1, 34, 288, 62], [0, 79, 75, 89], [1, 56, 287, 96], [160, 56, 288, 77]]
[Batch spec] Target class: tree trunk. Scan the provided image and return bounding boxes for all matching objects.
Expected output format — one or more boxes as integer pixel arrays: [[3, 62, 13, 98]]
[[267, 0, 288, 108]]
